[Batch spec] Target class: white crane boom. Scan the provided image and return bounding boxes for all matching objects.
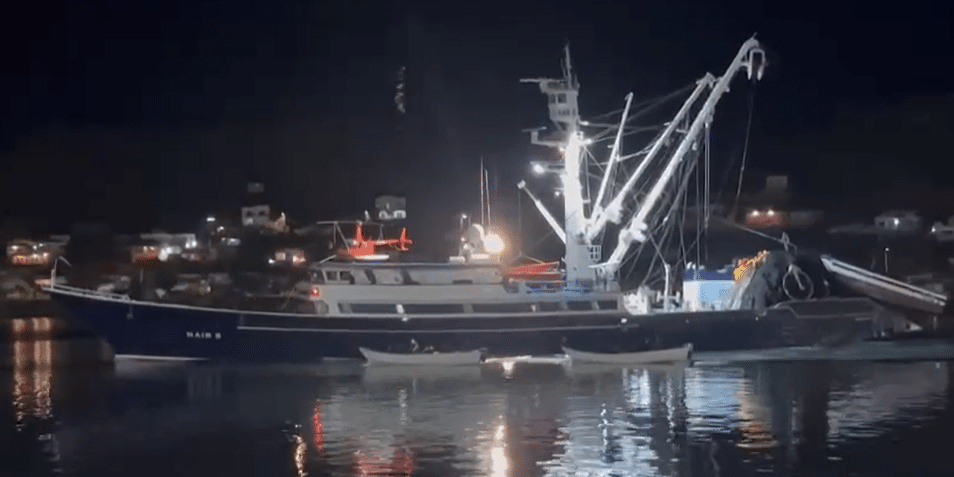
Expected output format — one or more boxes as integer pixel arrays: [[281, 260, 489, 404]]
[[585, 74, 715, 243], [591, 92, 634, 218], [517, 180, 567, 244], [601, 38, 767, 273]]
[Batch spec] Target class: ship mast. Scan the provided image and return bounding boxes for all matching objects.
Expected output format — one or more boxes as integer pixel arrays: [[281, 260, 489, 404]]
[[521, 44, 598, 292]]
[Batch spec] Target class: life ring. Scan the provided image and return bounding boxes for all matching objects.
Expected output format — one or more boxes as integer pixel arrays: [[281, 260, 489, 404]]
[[782, 264, 814, 301]]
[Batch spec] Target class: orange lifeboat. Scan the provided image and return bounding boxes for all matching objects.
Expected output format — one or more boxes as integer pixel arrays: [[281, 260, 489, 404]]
[[505, 261, 562, 281], [337, 223, 413, 261]]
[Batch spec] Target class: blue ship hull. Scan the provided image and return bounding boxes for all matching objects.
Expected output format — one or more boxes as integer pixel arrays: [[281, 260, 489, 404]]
[[49, 288, 895, 364]]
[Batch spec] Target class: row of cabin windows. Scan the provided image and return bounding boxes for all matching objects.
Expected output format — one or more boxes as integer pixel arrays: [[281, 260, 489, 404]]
[[313, 270, 492, 286], [312, 271, 354, 284], [340, 300, 618, 314]]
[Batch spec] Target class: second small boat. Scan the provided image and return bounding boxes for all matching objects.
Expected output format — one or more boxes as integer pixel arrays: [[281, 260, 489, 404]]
[[359, 347, 484, 366], [562, 344, 693, 364]]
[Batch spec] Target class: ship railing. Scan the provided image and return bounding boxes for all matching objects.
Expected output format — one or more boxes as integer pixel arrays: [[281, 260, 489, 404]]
[[43, 283, 132, 302], [520, 280, 621, 294], [523, 281, 564, 293]]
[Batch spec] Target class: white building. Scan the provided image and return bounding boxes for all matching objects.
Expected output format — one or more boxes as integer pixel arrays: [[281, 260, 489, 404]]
[[241, 182, 271, 227], [874, 210, 922, 233], [375, 195, 407, 221], [139, 232, 199, 261]]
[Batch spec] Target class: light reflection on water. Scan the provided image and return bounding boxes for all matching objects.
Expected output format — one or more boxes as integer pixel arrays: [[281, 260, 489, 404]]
[[0, 330, 952, 476], [5, 317, 61, 474]]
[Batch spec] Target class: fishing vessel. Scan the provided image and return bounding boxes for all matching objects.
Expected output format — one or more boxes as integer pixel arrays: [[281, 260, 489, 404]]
[[44, 37, 947, 363]]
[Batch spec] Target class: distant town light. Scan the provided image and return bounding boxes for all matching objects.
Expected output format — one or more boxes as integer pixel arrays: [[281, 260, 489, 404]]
[[206, 216, 215, 223]]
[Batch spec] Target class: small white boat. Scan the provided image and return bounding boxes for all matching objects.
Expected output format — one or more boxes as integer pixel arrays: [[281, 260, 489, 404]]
[[562, 344, 692, 364], [359, 347, 483, 366]]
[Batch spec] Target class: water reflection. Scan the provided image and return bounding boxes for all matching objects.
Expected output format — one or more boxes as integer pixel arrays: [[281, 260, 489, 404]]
[[0, 340, 951, 476], [5, 317, 60, 475], [12, 318, 53, 423]]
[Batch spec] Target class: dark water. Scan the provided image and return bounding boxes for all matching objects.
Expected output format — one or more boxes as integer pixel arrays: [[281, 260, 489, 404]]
[[2, 319, 954, 476]]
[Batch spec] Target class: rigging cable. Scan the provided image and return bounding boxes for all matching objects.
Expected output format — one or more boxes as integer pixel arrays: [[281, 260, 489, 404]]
[[588, 83, 699, 143], [678, 161, 690, 274], [695, 111, 702, 273], [586, 82, 697, 122], [731, 92, 756, 215], [703, 123, 710, 262], [710, 215, 800, 250], [632, 151, 698, 289], [678, 149, 705, 271]]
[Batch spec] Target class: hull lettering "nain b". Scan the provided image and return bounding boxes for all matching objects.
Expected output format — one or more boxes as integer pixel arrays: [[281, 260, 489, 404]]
[[186, 331, 221, 340]]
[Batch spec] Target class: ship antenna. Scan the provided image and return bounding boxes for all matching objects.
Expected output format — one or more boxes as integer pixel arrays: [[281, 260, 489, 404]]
[[479, 157, 485, 227], [562, 42, 572, 81], [485, 164, 491, 228]]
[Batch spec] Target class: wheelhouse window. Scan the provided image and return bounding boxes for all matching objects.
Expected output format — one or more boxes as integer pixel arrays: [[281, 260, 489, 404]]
[[402, 304, 465, 314], [323, 270, 355, 283], [567, 301, 595, 311], [472, 303, 534, 313]]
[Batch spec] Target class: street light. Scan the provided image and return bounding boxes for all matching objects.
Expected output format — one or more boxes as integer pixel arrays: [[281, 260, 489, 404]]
[[484, 231, 505, 254], [530, 161, 562, 175]]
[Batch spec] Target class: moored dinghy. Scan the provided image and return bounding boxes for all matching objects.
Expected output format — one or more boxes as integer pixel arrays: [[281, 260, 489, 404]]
[[562, 344, 693, 364], [359, 347, 484, 366]]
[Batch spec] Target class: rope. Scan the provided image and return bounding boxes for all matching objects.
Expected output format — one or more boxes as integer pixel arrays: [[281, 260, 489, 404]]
[[588, 83, 699, 143], [695, 120, 702, 272], [731, 92, 756, 215], [703, 123, 710, 263], [782, 264, 814, 300], [628, 149, 699, 287], [710, 215, 800, 250], [586, 82, 697, 121]]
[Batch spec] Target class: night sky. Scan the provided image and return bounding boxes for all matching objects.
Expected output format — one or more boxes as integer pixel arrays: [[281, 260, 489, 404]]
[[2, 0, 952, 249]]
